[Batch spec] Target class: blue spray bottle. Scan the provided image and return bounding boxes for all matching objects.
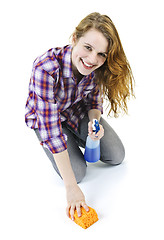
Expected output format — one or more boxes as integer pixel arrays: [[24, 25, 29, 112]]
[[84, 119, 100, 163]]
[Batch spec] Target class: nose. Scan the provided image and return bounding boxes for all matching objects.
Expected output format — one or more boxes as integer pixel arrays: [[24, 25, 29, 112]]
[[89, 51, 98, 65]]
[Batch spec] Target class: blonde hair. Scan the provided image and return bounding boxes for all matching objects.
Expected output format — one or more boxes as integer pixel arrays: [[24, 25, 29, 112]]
[[73, 12, 135, 117]]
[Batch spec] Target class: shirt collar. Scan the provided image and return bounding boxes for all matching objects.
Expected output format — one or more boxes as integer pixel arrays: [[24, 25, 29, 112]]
[[62, 45, 73, 78]]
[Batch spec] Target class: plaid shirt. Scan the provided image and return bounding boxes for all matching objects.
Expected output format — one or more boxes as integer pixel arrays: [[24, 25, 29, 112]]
[[25, 45, 103, 153]]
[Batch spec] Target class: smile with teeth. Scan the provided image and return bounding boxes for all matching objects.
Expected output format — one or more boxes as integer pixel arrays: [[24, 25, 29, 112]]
[[81, 58, 94, 69]]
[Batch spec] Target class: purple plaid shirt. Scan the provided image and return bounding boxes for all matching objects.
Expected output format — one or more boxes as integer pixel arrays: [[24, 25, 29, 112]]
[[25, 45, 103, 153]]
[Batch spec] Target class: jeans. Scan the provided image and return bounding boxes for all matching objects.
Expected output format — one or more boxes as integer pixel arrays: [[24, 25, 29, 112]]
[[34, 116, 125, 183]]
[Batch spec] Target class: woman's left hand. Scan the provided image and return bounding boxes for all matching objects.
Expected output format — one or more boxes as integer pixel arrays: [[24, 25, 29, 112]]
[[88, 121, 104, 141]]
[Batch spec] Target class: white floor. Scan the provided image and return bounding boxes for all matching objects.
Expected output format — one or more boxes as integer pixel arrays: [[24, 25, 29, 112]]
[[1, 0, 164, 239], [1, 112, 164, 239]]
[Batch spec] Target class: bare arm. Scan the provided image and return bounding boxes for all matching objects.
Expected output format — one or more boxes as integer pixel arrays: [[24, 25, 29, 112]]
[[52, 109, 102, 219], [88, 109, 101, 122], [53, 150, 89, 220], [53, 150, 76, 187]]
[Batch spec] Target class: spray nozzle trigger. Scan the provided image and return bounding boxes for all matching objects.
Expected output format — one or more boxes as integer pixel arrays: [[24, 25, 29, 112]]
[[92, 119, 100, 134]]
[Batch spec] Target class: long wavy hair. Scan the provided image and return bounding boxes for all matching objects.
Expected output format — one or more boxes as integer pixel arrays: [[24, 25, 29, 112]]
[[72, 12, 135, 117]]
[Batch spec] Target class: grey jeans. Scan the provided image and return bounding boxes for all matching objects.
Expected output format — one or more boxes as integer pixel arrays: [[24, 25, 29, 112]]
[[34, 116, 125, 183]]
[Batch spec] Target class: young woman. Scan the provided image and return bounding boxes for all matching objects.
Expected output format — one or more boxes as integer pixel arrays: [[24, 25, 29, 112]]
[[25, 12, 134, 220]]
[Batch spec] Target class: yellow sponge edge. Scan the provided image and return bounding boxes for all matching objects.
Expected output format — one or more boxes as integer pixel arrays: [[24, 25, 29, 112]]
[[70, 207, 99, 229]]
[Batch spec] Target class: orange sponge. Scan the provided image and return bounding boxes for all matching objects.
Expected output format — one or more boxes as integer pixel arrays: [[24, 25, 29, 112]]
[[70, 207, 99, 229]]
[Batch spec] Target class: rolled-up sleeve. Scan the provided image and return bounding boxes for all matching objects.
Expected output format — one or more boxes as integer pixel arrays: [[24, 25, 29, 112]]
[[32, 65, 67, 153]]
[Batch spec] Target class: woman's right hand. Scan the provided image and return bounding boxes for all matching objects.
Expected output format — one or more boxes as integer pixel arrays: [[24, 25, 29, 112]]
[[88, 120, 104, 141], [66, 184, 89, 221]]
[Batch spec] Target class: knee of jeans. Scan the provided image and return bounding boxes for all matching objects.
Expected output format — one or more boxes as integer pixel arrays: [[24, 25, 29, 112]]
[[75, 166, 87, 184], [101, 146, 125, 165], [110, 151, 125, 165]]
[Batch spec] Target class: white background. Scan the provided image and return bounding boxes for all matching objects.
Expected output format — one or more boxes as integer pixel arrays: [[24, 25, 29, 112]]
[[0, 0, 164, 239]]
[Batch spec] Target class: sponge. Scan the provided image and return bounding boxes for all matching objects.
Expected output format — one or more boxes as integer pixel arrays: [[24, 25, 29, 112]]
[[70, 207, 99, 229]]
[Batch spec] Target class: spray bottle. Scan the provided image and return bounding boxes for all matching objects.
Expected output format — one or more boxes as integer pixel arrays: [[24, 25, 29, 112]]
[[84, 119, 100, 163]]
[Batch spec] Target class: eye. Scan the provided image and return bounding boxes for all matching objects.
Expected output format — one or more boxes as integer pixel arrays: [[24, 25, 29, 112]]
[[98, 53, 107, 58], [84, 45, 92, 51]]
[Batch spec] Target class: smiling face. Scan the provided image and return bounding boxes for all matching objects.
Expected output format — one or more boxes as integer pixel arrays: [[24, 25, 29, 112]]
[[71, 28, 109, 77]]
